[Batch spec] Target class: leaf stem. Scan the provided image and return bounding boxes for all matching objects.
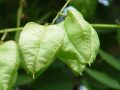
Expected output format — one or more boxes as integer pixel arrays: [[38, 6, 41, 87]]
[[0, 24, 120, 34], [15, 0, 25, 41], [91, 24, 120, 29], [52, 0, 71, 24], [17, 0, 24, 27], [0, 27, 23, 34]]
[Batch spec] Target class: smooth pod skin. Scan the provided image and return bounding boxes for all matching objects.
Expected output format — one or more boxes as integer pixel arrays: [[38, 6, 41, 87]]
[[19, 22, 64, 78], [0, 41, 19, 90], [58, 8, 100, 75]]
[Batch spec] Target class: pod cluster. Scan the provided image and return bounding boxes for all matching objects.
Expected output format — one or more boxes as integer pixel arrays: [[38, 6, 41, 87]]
[[0, 8, 99, 90]]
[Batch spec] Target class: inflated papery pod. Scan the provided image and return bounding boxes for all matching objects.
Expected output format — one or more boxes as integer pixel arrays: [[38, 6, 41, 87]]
[[0, 41, 19, 90], [58, 8, 100, 75], [19, 22, 64, 78], [58, 22, 85, 75]]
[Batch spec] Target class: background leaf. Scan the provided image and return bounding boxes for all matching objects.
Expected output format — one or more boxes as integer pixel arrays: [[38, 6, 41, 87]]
[[85, 68, 120, 89], [117, 30, 120, 45], [70, 0, 98, 19], [31, 67, 73, 90], [16, 74, 33, 86], [99, 49, 120, 71]]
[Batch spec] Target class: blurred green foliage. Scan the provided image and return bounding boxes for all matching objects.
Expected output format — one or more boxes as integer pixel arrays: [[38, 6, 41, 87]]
[[0, 0, 120, 90], [70, 0, 98, 19]]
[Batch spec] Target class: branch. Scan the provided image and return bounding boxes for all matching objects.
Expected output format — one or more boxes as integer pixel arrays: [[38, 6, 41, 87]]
[[0, 24, 120, 34], [91, 24, 120, 29], [0, 27, 23, 34]]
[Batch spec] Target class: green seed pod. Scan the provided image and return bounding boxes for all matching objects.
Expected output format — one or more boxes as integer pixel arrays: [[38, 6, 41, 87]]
[[58, 8, 99, 75], [19, 22, 64, 78], [59, 44, 85, 75], [58, 22, 85, 75], [0, 41, 19, 90], [64, 8, 100, 64]]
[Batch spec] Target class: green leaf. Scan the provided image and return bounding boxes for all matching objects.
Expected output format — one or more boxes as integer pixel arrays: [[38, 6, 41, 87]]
[[85, 68, 120, 89], [58, 8, 99, 75], [99, 49, 120, 71], [0, 41, 19, 90], [16, 74, 33, 86], [82, 80, 92, 90], [19, 22, 64, 78], [32, 68, 73, 90], [117, 30, 120, 45]]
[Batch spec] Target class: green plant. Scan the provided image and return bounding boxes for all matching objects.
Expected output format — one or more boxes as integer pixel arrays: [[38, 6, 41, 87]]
[[0, 0, 120, 90], [0, 5, 99, 89]]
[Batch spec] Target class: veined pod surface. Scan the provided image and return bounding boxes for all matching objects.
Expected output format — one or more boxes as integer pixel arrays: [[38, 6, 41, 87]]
[[58, 22, 85, 75], [19, 22, 64, 78], [59, 32, 86, 75], [0, 41, 19, 90], [64, 8, 100, 64], [58, 8, 99, 75]]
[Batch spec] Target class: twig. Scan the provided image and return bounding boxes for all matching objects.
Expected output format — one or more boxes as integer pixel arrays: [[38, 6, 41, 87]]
[[1, 32, 7, 41], [52, 0, 71, 24]]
